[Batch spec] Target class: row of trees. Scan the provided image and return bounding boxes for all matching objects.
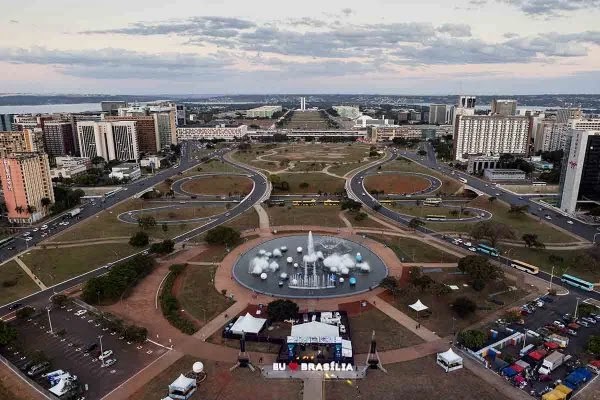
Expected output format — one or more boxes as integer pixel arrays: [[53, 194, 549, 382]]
[[205, 226, 241, 247], [160, 264, 197, 334]]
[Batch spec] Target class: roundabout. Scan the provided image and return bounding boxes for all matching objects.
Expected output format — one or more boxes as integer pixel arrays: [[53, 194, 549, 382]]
[[173, 173, 254, 197], [231, 232, 389, 298], [117, 202, 228, 224], [363, 171, 441, 196]]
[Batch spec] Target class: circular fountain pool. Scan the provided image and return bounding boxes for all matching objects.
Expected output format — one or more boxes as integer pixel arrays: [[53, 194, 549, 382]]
[[231, 233, 388, 298]]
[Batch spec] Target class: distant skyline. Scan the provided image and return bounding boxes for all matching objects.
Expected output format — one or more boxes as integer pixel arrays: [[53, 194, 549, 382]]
[[1, 0, 600, 94]]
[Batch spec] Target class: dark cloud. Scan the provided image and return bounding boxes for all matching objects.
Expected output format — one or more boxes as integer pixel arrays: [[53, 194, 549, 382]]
[[500, 0, 600, 16]]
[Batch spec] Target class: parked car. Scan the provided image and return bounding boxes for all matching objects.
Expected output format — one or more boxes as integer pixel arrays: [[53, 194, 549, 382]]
[[102, 358, 117, 367], [583, 317, 597, 324], [8, 303, 22, 311], [567, 220, 574, 225], [99, 350, 113, 361], [85, 343, 98, 353], [567, 329, 578, 336], [74, 310, 87, 316], [27, 362, 50, 376], [576, 320, 589, 327], [562, 314, 572, 322], [553, 321, 565, 329]]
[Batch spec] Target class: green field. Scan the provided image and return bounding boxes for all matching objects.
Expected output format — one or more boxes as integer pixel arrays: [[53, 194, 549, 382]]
[[0, 261, 39, 306], [20, 243, 138, 286], [367, 234, 459, 263], [272, 172, 345, 194], [267, 205, 345, 227], [178, 265, 234, 323]]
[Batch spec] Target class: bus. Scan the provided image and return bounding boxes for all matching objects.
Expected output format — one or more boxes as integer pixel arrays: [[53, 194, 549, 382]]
[[0, 237, 15, 248], [532, 181, 547, 187], [104, 189, 118, 198], [510, 259, 539, 275], [292, 199, 317, 206], [380, 199, 394, 204], [560, 274, 594, 291], [323, 199, 340, 206], [477, 244, 499, 257], [425, 214, 446, 221], [458, 177, 468, 184], [424, 197, 442, 206]]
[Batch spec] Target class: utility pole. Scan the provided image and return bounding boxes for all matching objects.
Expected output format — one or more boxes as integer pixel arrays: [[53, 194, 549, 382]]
[[46, 307, 53, 334], [98, 335, 105, 367], [574, 297, 581, 320], [549, 265, 554, 292]]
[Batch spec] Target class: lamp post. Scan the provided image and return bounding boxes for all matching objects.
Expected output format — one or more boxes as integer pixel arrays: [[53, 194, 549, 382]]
[[548, 265, 555, 292], [574, 297, 581, 320], [98, 335, 105, 367], [46, 307, 53, 334]]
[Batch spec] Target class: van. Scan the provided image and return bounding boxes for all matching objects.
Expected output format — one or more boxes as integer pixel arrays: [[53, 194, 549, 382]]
[[27, 362, 50, 376]]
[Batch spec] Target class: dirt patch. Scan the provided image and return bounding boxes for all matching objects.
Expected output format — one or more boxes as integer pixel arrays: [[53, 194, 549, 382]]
[[181, 175, 253, 196], [365, 173, 431, 194], [189, 244, 229, 263]]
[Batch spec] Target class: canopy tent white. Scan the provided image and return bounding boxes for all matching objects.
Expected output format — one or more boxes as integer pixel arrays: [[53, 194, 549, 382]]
[[342, 339, 353, 358], [409, 299, 428, 312], [436, 348, 463, 372], [230, 313, 267, 335], [291, 321, 340, 338], [169, 374, 197, 391]]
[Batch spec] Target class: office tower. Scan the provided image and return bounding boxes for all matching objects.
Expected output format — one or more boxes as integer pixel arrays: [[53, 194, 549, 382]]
[[299, 97, 307, 111], [397, 110, 409, 123], [42, 121, 75, 157], [533, 120, 569, 152], [154, 111, 177, 149], [453, 115, 530, 161], [0, 129, 44, 157], [69, 112, 104, 156], [428, 105, 447, 125], [491, 99, 517, 116], [176, 105, 186, 126], [409, 110, 421, 121], [558, 130, 600, 214], [77, 121, 139, 162], [0, 152, 54, 223], [457, 95, 476, 109], [106, 116, 158, 153], [0, 114, 14, 131], [445, 106, 455, 125], [101, 101, 127, 116], [556, 108, 582, 124]]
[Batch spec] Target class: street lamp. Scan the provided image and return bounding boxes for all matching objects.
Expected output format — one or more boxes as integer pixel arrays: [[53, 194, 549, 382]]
[[46, 306, 53, 334], [548, 266, 555, 292], [98, 335, 105, 367], [574, 297, 581, 320]]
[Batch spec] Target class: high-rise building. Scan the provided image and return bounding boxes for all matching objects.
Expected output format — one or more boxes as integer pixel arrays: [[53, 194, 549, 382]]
[[154, 111, 177, 149], [42, 121, 75, 157], [77, 121, 139, 162], [176, 105, 186, 126], [0, 114, 14, 131], [428, 105, 447, 125], [0, 129, 44, 157], [397, 110, 409, 123], [556, 108, 582, 124], [101, 101, 127, 116], [457, 95, 476, 109], [453, 115, 530, 161], [69, 112, 105, 155], [0, 152, 54, 223], [491, 99, 517, 116], [106, 116, 158, 153], [558, 130, 600, 214]]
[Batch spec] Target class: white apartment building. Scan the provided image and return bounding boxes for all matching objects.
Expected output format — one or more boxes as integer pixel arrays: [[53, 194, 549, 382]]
[[428, 104, 447, 125], [77, 121, 139, 162], [176, 125, 248, 141], [534, 118, 600, 153], [245, 106, 282, 118], [453, 115, 530, 161]]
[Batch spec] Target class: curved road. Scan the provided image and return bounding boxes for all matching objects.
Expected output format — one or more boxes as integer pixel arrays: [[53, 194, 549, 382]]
[[0, 142, 271, 315]]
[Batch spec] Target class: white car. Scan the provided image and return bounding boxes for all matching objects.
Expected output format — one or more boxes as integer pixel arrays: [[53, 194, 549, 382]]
[[545, 215, 552, 220], [103, 358, 117, 367], [455, 239, 463, 244], [464, 242, 472, 247], [567, 220, 574, 225], [23, 232, 31, 237], [362, 192, 366, 196], [41, 225, 48, 230], [469, 247, 477, 252], [25, 237, 33, 242], [74, 310, 87, 316], [32, 228, 39, 232], [99, 350, 113, 361], [63, 221, 70, 225], [553, 321, 565, 329]]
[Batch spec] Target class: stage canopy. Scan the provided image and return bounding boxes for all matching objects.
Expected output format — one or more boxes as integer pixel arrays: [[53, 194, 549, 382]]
[[169, 375, 196, 392], [436, 348, 463, 372], [230, 313, 267, 335], [409, 299, 428, 312], [291, 321, 340, 338]]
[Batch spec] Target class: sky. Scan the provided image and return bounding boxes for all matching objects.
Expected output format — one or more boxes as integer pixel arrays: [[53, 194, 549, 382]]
[[1, 0, 600, 95]]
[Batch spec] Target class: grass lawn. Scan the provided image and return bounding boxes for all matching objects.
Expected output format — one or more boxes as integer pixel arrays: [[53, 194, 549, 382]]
[[130, 355, 302, 400], [325, 356, 510, 400], [0, 260, 39, 306], [267, 205, 344, 227], [349, 308, 424, 354], [189, 244, 229, 263], [425, 196, 577, 243], [383, 158, 463, 194], [501, 184, 559, 194], [345, 212, 387, 229], [365, 174, 431, 194], [178, 265, 234, 323], [272, 172, 345, 194], [191, 158, 244, 174], [327, 161, 372, 176], [500, 245, 600, 282], [366, 234, 459, 263], [180, 175, 253, 196], [20, 243, 138, 286], [137, 205, 226, 221], [390, 203, 471, 219]]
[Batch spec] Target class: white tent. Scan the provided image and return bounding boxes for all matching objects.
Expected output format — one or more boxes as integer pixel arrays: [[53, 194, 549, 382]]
[[169, 374, 196, 391], [342, 339, 353, 358], [291, 321, 340, 338], [409, 299, 428, 312], [230, 313, 267, 335], [436, 348, 463, 372]]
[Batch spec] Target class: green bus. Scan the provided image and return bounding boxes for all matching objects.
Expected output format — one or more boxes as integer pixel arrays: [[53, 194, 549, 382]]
[[560, 274, 594, 291], [477, 244, 499, 257]]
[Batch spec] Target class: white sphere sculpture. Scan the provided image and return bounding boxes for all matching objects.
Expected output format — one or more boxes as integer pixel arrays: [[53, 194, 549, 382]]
[[281, 246, 287, 252], [266, 252, 272, 258], [286, 257, 293, 263], [339, 277, 345, 283], [340, 267, 350, 275], [258, 249, 266, 255], [280, 272, 288, 279], [297, 247, 303, 253], [193, 361, 204, 373], [260, 273, 267, 280], [293, 263, 299, 268], [291, 278, 298, 285]]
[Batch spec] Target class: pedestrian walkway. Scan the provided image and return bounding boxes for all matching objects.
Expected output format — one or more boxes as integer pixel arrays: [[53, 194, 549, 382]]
[[304, 379, 323, 400], [13, 256, 47, 290], [338, 212, 353, 228], [254, 203, 270, 230], [192, 301, 248, 341], [368, 297, 440, 342]]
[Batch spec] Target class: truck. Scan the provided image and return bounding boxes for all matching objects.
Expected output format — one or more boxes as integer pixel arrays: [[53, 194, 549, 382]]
[[67, 208, 81, 218], [547, 333, 569, 348], [538, 351, 567, 375]]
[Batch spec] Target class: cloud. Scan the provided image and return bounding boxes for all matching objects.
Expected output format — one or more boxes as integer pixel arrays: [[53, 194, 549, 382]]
[[500, 0, 600, 17], [438, 23, 472, 37], [341, 8, 354, 16], [9, 20, 18, 24]]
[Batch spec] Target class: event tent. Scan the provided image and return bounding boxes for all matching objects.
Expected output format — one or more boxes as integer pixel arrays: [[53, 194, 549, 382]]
[[409, 300, 428, 312], [436, 348, 463, 372], [230, 313, 267, 335], [168, 374, 197, 400], [291, 321, 340, 338]]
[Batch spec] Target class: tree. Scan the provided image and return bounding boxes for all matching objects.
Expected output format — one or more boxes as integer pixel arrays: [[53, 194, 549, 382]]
[[41, 197, 52, 210], [150, 239, 175, 254], [137, 216, 157, 230], [578, 303, 598, 317], [452, 297, 477, 318], [379, 276, 399, 291], [458, 329, 486, 350], [205, 226, 241, 247], [52, 294, 69, 307], [408, 218, 424, 230], [26, 205, 37, 214], [91, 156, 105, 167], [340, 199, 362, 212], [457, 255, 502, 286], [267, 299, 299, 322], [16, 306, 35, 319], [279, 181, 290, 191], [162, 223, 169, 232], [488, 196, 497, 204], [470, 221, 515, 248], [509, 204, 528, 215], [0, 320, 17, 345], [129, 231, 149, 247], [587, 335, 600, 356]]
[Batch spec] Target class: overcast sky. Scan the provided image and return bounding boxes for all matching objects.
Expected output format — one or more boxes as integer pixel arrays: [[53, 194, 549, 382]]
[[1, 0, 600, 95]]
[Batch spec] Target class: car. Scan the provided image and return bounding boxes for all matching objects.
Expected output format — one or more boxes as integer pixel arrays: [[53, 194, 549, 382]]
[[63, 221, 70, 225], [495, 193, 501, 196], [562, 313, 572, 321], [103, 358, 117, 367], [576, 320, 589, 327], [27, 362, 50, 376], [85, 343, 98, 353], [179, 201, 186, 204], [464, 242, 472, 247], [7, 246, 15, 250], [74, 310, 87, 316], [567, 220, 574, 224], [545, 215, 552, 220], [469, 247, 477, 252], [536, 300, 544, 308], [583, 317, 597, 324], [98, 350, 113, 360], [553, 321, 565, 329], [225, 212, 230, 216], [8, 303, 22, 310], [567, 329, 578, 336], [32, 228, 39, 232], [518, 196, 523, 200], [25, 237, 33, 242], [538, 207, 543, 211], [23, 232, 31, 237], [362, 192, 366, 196], [455, 239, 463, 243]]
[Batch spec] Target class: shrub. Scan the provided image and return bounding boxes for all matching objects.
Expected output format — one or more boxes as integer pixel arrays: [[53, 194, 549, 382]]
[[159, 264, 197, 335], [150, 239, 175, 254], [2, 279, 17, 287], [129, 231, 149, 247], [15, 306, 35, 319], [205, 226, 241, 247], [472, 278, 486, 291], [51, 294, 70, 307], [267, 299, 299, 322], [458, 329, 485, 350], [452, 297, 477, 318]]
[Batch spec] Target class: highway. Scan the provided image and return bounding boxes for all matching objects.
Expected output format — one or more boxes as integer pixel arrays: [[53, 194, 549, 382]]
[[0, 142, 270, 315], [347, 147, 600, 301]]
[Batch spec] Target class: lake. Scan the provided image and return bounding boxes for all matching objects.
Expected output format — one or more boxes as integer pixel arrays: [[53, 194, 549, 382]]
[[0, 103, 101, 114]]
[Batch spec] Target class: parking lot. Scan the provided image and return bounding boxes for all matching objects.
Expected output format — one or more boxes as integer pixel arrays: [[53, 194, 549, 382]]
[[1, 305, 168, 399]]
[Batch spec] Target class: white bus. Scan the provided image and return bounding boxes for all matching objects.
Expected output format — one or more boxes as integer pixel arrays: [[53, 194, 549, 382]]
[[532, 181, 547, 187], [423, 197, 442, 206], [510, 259, 539, 275], [458, 177, 468, 184]]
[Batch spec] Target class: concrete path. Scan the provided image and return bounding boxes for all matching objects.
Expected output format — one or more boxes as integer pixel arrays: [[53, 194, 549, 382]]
[[45, 236, 130, 245], [186, 261, 220, 266], [193, 301, 249, 341], [338, 212, 353, 228], [368, 297, 440, 342], [13, 257, 47, 290], [303, 378, 323, 400], [254, 203, 270, 230]]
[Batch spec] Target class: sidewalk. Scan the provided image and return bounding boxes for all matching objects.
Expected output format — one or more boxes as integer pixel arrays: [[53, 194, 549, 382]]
[[254, 204, 270, 230], [13, 257, 47, 290], [368, 297, 440, 342]]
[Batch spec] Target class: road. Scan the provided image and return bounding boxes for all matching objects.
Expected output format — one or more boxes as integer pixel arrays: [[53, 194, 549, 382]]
[[347, 147, 600, 301], [0, 142, 270, 315]]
